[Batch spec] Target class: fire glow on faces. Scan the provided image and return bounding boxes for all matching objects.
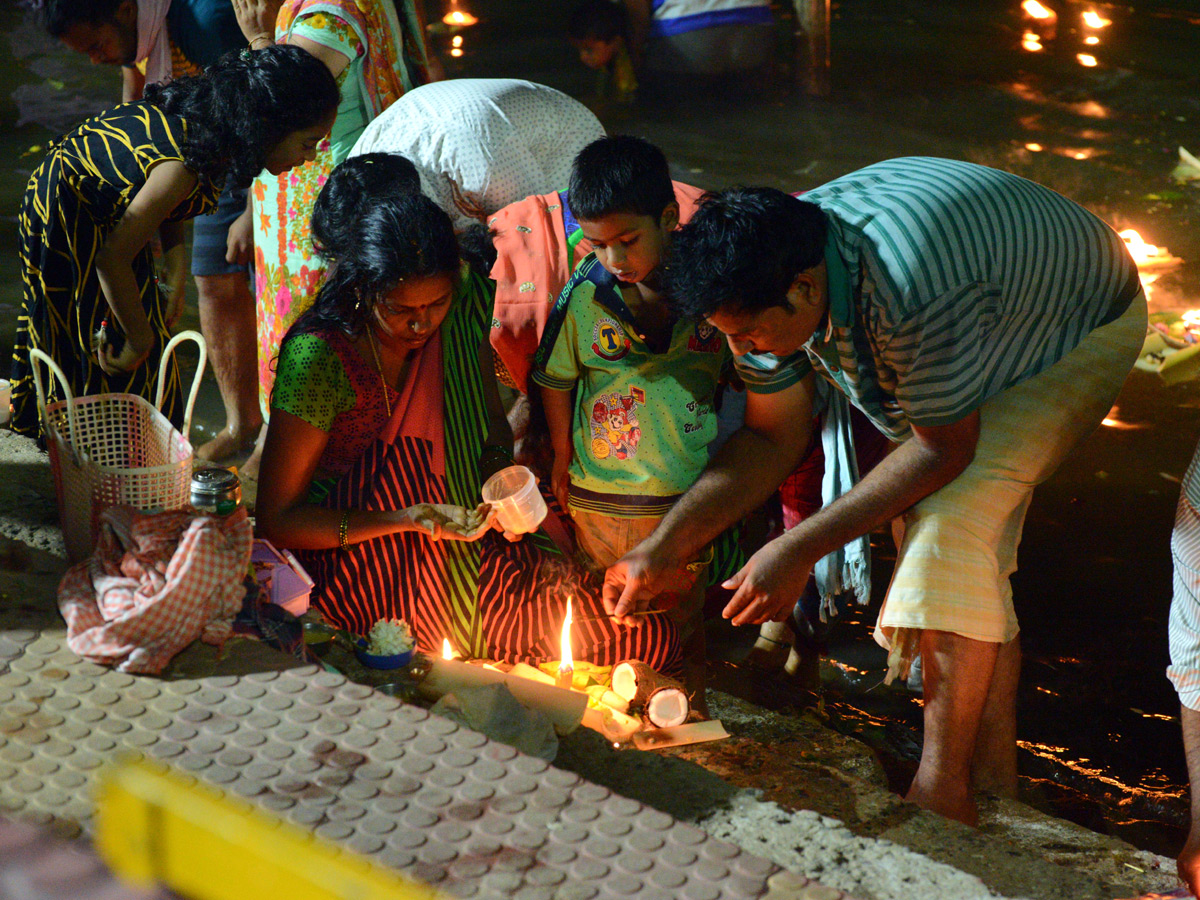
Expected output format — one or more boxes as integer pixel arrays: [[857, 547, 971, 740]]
[[578, 207, 678, 285], [704, 275, 826, 358], [263, 112, 337, 176], [372, 272, 455, 352]]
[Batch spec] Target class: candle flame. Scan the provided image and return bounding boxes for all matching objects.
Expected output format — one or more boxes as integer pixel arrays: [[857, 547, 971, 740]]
[[1084, 35, 1099, 44], [559, 597, 574, 672], [1021, 32, 1043, 51], [1082, 9, 1111, 28], [1022, 0, 1055, 20], [442, 638, 453, 660], [1182, 310, 1200, 330], [1025, 142, 1044, 152]]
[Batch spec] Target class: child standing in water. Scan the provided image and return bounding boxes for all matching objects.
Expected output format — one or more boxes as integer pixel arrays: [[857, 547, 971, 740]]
[[533, 136, 729, 704]]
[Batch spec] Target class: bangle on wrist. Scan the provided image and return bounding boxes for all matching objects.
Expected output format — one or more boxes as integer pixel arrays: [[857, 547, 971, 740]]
[[249, 33, 273, 49], [338, 510, 350, 551]]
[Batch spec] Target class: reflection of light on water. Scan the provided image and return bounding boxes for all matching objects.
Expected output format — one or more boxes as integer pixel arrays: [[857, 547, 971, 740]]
[[1084, 35, 1100, 45], [827, 659, 870, 677], [1082, 9, 1111, 28], [1022, 32, 1044, 51], [1018, 740, 1187, 802], [1025, 142, 1044, 152], [1071, 99, 1108, 118], [1077, 53, 1098, 66]]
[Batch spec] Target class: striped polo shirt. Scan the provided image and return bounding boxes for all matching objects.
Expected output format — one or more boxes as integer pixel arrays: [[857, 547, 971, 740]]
[[736, 157, 1140, 440], [533, 254, 729, 517]]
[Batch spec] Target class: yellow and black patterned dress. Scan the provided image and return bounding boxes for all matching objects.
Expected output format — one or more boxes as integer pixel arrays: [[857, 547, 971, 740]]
[[11, 101, 219, 438]]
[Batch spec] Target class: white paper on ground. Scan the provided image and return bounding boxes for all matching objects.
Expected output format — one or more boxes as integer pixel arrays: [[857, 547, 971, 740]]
[[632, 720, 729, 750]]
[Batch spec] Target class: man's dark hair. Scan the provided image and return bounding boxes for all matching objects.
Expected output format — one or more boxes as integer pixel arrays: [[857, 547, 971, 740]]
[[43, 0, 124, 36], [666, 187, 827, 318], [144, 44, 339, 189], [568, 0, 627, 43], [567, 135, 675, 222]]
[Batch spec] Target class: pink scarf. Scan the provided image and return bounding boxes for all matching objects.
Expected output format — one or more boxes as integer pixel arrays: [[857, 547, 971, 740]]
[[136, 0, 174, 87], [380, 333, 446, 477]]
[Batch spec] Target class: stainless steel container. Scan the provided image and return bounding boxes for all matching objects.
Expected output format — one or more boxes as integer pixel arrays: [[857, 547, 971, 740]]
[[190, 467, 242, 516]]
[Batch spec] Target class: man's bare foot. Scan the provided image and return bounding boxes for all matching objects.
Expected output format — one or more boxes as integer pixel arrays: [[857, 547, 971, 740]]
[[906, 778, 978, 827], [196, 424, 261, 463]]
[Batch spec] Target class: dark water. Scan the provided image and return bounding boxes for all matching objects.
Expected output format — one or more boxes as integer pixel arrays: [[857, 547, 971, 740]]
[[5, 0, 1200, 857]]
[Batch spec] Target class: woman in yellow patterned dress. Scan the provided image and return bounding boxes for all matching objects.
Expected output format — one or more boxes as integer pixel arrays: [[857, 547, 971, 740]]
[[11, 46, 339, 439], [230, 0, 434, 476]]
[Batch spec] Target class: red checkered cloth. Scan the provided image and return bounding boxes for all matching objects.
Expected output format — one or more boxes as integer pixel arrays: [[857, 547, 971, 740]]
[[58, 506, 253, 674]]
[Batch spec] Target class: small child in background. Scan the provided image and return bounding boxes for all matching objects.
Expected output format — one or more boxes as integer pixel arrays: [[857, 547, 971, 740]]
[[532, 136, 727, 702], [568, 0, 638, 103]]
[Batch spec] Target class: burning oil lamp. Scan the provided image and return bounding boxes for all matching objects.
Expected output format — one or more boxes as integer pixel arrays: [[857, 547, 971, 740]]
[[442, 0, 478, 27], [556, 597, 574, 689], [1081, 9, 1111, 29]]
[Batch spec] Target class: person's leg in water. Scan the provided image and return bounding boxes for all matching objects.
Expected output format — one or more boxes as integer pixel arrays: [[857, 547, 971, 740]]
[[195, 272, 262, 462], [906, 629, 1000, 826]]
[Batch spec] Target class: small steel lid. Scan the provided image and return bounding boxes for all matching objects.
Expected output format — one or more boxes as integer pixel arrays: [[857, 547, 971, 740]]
[[191, 467, 240, 494]]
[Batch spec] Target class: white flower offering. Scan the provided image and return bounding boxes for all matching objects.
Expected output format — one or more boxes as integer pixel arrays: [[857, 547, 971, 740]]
[[367, 618, 415, 656]]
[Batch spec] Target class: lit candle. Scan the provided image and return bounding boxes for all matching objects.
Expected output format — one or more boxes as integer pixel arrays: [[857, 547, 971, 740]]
[[556, 597, 574, 690], [421, 647, 586, 734]]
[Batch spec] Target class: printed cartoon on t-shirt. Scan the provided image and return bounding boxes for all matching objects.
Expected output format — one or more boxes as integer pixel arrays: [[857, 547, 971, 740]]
[[589, 387, 645, 460], [688, 321, 723, 353]]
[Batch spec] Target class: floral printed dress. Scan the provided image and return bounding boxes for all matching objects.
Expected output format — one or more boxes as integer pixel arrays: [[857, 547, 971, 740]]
[[252, 0, 427, 411]]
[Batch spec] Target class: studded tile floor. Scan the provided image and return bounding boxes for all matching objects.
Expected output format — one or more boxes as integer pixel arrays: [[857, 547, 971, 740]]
[[0, 600, 853, 900]]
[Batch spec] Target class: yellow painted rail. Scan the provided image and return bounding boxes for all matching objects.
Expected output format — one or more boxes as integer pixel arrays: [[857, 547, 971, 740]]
[[95, 758, 446, 900]]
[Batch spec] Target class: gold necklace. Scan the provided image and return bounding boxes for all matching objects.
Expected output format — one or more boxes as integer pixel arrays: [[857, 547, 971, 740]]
[[366, 326, 392, 417]]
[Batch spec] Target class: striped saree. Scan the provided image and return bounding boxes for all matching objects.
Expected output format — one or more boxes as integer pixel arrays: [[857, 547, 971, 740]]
[[295, 272, 680, 672]]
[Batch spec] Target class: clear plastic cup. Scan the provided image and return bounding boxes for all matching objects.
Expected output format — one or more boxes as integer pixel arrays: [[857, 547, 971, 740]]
[[0, 379, 9, 426], [481, 465, 547, 534]]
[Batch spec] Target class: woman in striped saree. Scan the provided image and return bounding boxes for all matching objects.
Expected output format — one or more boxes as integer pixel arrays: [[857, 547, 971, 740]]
[[256, 158, 679, 671], [11, 46, 338, 438]]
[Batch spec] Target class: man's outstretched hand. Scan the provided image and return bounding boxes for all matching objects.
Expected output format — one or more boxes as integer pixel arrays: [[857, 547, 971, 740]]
[[721, 535, 812, 626], [602, 541, 693, 625]]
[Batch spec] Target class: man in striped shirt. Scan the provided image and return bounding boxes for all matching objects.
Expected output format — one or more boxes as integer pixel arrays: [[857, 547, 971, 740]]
[[1168, 444, 1200, 891], [603, 158, 1146, 825]]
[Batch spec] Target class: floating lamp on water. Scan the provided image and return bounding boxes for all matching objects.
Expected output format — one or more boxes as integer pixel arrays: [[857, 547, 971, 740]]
[[1021, 32, 1044, 52], [1077, 53, 1098, 67], [1082, 9, 1111, 28], [442, 0, 478, 27]]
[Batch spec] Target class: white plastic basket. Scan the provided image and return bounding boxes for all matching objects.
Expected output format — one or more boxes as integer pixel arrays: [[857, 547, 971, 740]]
[[30, 331, 207, 563]]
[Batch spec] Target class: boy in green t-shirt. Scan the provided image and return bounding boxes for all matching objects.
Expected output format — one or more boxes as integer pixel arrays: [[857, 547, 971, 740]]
[[532, 136, 728, 699]]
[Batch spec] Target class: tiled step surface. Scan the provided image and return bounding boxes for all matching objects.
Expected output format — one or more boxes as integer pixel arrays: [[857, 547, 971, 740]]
[[0, 610, 851, 900]]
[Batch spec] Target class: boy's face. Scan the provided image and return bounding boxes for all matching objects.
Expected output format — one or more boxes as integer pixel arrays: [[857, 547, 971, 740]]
[[574, 37, 620, 70], [579, 204, 679, 286]]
